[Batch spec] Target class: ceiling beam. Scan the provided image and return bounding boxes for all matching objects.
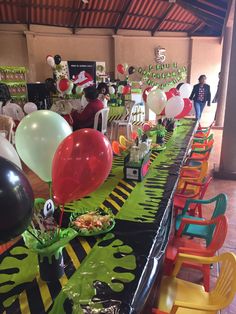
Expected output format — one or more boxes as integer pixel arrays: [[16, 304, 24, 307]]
[[151, 3, 174, 36], [177, 0, 222, 32], [27, 0, 31, 30], [189, 21, 205, 34], [184, 0, 226, 18], [72, 0, 84, 34], [115, 0, 133, 33], [179, 0, 224, 25]]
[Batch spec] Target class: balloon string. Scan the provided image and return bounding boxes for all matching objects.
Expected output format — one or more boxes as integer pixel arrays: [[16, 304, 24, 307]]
[[59, 206, 65, 230], [48, 182, 52, 199]]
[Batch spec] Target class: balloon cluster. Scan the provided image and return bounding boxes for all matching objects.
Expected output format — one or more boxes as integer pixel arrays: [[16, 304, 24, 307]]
[[144, 83, 193, 119], [46, 54, 62, 68], [117, 64, 136, 76]]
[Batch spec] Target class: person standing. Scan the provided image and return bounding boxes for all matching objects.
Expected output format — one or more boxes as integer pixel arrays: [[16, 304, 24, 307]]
[[189, 75, 211, 120]]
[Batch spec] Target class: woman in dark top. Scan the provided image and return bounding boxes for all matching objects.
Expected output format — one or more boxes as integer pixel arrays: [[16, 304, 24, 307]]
[[189, 75, 211, 120]]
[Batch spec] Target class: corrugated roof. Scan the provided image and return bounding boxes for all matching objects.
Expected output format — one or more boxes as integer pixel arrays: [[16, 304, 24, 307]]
[[0, 0, 228, 35]]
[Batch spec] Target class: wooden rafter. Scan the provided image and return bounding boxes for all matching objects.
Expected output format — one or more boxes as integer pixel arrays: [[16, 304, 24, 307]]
[[27, 0, 31, 30], [115, 0, 133, 33], [177, 0, 222, 33], [179, 0, 224, 25], [72, 0, 84, 34], [189, 21, 205, 34], [185, 0, 226, 18], [151, 3, 174, 36]]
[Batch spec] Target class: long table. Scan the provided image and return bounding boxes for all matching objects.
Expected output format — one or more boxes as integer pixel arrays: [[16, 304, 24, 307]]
[[0, 119, 197, 314]]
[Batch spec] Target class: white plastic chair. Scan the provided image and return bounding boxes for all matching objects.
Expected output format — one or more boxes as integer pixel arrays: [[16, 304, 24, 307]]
[[110, 100, 135, 140], [93, 107, 110, 134], [0, 114, 15, 143]]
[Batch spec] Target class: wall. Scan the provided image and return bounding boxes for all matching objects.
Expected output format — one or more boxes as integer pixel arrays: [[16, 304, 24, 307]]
[[190, 37, 222, 97], [0, 24, 222, 94], [0, 31, 28, 68]]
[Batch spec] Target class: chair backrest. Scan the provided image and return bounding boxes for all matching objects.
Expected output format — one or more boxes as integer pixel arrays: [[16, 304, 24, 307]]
[[211, 193, 228, 219], [93, 107, 110, 134], [210, 252, 236, 309], [206, 215, 228, 254], [3, 102, 25, 121], [0, 114, 15, 142]]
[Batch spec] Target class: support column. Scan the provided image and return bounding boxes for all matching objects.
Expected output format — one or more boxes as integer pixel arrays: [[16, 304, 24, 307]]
[[215, 2, 236, 179], [215, 26, 233, 126], [25, 31, 37, 82]]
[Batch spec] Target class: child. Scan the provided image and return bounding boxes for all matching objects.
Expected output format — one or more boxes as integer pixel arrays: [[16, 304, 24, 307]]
[[72, 86, 104, 130], [97, 82, 110, 108]]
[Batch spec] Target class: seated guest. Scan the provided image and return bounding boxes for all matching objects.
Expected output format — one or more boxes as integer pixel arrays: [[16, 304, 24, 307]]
[[72, 86, 104, 130], [97, 82, 110, 108]]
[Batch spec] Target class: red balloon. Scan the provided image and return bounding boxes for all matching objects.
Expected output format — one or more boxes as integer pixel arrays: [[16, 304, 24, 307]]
[[117, 64, 125, 75], [52, 129, 113, 205], [58, 78, 70, 92], [122, 85, 131, 95], [169, 88, 180, 96], [142, 87, 152, 103], [165, 91, 174, 100], [160, 108, 165, 115], [175, 98, 192, 119]]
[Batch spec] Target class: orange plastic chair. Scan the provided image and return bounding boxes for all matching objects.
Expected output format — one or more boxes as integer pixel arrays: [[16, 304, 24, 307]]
[[153, 252, 236, 314], [174, 177, 212, 217], [164, 215, 228, 292]]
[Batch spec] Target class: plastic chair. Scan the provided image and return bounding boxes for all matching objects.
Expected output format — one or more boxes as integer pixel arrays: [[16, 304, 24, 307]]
[[165, 215, 228, 291], [153, 252, 236, 314], [175, 193, 227, 246], [93, 107, 110, 134], [0, 114, 15, 143], [193, 133, 213, 145], [110, 100, 135, 140], [174, 177, 212, 217], [177, 161, 208, 192]]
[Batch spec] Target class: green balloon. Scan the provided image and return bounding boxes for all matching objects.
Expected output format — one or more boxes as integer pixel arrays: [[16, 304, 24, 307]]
[[76, 85, 83, 94], [152, 73, 156, 79], [65, 81, 74, 95], [15, 110, 72, 182]]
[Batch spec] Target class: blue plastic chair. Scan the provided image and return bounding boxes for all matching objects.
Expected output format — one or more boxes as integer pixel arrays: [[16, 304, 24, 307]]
[[175, 193, 227, 245]]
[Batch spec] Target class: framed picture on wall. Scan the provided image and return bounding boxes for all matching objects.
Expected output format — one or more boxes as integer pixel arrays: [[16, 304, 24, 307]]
[[68, 61, 96, 88]]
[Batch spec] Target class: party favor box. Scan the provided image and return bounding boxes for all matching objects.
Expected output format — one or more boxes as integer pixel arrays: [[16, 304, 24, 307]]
[[124, 150, 151, 182]]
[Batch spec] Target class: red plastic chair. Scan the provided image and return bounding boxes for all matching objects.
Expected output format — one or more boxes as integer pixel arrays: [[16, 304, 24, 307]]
[[164, 215, 228, 292], [174, 177, 212, 217]]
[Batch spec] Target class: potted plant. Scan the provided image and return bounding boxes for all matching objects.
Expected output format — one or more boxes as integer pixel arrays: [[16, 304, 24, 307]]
[[166, 118, 177, 132], [155, 124, 167, 145]]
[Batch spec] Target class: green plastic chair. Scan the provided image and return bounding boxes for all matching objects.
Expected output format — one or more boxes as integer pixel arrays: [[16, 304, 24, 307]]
[[193, 133, 214, 144], [175, 193, 227, 246]]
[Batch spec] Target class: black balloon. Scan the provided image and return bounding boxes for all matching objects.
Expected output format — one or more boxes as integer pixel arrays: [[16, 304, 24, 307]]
[[54, 54, 61, 65], [176, 82, 184, 90], [0, 156, 34, 243], [128, 66, 136, 75], [45, 77, 57, 93]]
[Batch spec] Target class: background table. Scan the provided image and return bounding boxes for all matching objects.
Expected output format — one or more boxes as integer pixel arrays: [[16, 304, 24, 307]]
[[0, 119, 196, 314]]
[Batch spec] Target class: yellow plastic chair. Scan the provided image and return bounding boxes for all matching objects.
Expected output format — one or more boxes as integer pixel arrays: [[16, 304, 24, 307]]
[[177, 161, 208, 193], [153, 252, 236, 314]]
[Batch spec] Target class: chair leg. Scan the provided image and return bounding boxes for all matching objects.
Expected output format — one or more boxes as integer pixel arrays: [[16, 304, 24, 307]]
[[202, 264, 210, 292]]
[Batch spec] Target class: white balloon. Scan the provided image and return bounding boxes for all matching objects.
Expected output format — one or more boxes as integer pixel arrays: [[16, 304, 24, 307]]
[[24, 102, 38, 114], [165, 96, 184, 119], [147, 89, 167, 115], [109, 86, 115, 95], [3, 103, 25, 121], [0, 136, 22, 169], [46, 56, 55, 68], [179, 83, 193, 99]]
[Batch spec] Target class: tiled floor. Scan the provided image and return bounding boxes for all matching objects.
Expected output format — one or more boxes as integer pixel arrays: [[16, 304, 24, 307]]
[[24, 105, 236, 313]]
